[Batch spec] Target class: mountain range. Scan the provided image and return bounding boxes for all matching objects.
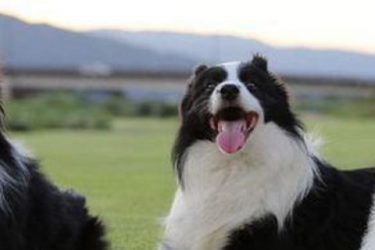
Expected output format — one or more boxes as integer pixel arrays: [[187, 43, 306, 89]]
[[91, 30, 375, 80], [1, 13, 375, 81], [0, 14, 194, 74]]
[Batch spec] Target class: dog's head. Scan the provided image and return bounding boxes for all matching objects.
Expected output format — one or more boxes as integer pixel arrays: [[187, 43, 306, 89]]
[[173, 55, 302, 181]]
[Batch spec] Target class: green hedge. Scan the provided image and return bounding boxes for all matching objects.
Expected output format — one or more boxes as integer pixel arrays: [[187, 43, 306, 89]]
[[4, 92, 179, 131], [102, 96, 178, 118], [5, 93, 111, 131], [295, 97, 375, 118]]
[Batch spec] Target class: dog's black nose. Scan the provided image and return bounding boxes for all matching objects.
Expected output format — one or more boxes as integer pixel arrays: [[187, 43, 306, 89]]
[[220, 84, 240, 101]]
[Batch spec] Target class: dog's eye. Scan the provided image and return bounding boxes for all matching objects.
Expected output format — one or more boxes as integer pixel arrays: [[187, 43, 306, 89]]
[[246, 83, 257, 91], [207, 82, 216, 89]]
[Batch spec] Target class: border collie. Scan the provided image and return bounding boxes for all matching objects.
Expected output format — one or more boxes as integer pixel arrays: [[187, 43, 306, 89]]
[[0, 110, 107, 249], [160, 55, 375, 250]]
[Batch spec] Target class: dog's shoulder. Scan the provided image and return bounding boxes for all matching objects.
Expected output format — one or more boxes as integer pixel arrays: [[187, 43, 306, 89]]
[[223, 165, 375, 250]]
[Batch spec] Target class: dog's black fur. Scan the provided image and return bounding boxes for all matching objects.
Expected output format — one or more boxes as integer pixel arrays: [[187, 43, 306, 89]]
[[0, 111, 107, 250], [167, 55, 375, 250]]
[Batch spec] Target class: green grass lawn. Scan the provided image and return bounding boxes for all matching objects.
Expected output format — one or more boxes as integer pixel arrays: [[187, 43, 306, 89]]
[[10, 116, 375, 250]]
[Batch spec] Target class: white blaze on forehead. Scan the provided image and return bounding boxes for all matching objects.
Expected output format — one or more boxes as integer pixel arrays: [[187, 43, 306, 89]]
[[220, 61, 242, 82], [209, 61, 264, 118]]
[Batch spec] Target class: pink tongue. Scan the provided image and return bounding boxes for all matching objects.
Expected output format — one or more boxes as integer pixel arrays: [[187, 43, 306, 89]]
[[216, 120, 246, 154]]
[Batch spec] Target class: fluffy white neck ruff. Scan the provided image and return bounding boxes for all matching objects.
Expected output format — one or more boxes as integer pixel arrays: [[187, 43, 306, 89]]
[[163, 123, 317, 250]]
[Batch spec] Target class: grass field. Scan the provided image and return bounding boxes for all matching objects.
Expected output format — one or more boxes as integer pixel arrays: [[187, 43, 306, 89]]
[[10, 116, 375, 250]]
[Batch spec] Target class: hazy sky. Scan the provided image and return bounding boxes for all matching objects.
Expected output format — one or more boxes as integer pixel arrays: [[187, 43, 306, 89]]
[[1, 0, 375, 54]]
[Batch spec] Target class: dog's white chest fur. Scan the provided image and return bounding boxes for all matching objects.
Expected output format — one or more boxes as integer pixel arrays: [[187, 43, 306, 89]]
[[162, 124, 316, 250]]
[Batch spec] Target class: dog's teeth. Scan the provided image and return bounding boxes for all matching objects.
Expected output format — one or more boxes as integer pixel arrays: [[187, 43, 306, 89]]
[[218, 123, 222, 132], [241, 123, 246, 132], [209, 118, 217, 130], [250, 117, 256, 128]]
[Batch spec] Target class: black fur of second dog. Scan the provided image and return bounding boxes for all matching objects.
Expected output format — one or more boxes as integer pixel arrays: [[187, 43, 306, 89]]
[[0, 110, 107, 250]]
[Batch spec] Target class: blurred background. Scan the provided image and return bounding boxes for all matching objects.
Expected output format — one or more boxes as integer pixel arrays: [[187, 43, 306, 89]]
[[0, 0, 374, 249]]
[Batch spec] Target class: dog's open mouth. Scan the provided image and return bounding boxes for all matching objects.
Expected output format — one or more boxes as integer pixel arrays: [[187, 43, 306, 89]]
[[209, 107, 259, 154]]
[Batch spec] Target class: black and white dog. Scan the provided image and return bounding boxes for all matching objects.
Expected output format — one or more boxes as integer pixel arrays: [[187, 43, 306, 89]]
[[0, 111, 107, 249], [161, 55, 375, 250]]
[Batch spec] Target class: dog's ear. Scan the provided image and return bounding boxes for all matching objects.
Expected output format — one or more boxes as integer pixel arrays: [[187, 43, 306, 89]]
[[178, 64, 208, 120], [178, 77, 194, 120], [250, 54, 268, 72], [178, 93, 190, 121], [193, 64, 208, 76]]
